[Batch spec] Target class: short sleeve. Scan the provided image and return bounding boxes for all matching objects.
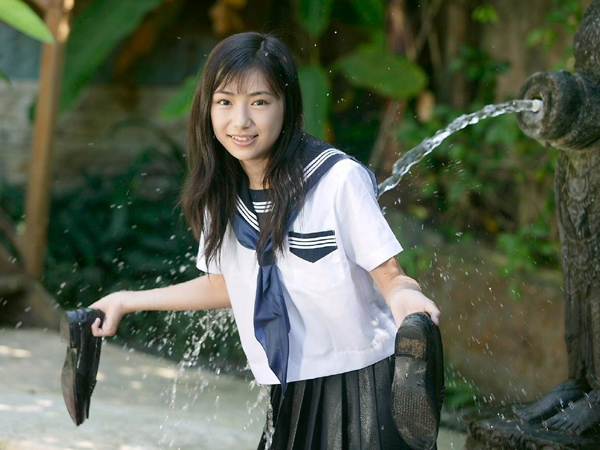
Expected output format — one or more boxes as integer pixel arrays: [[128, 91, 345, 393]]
[[333, 160, 403, 272], [196, 232, 222, 274]]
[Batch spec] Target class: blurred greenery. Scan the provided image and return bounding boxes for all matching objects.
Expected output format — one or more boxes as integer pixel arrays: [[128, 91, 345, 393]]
[[158, 0, 425, 140], [1, 122, 245, 368], [471, 5, 498, 24], [60, 0, 163, 111], [393, 104, 560, 278], [298, 0, 334, 40], [526, 0, 583, 55], [0, 0, 53, 80], [349, 0, 384, 27], [449, 46, 510, 104], [2, 0, 588, 403], [334, 44, 426, 99], [0, 0, 53, 43], [298, 64, 331, 139], [444, 365, 480, 411], [389, 0, 585, 280], [160, 73, 200, 120]]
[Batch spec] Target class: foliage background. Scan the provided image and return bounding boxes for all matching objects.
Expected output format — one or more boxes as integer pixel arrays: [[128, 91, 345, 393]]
[[0, 0, 588, 407]]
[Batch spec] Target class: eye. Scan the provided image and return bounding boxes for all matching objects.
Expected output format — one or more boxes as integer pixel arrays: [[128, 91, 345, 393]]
[[252, 99, 267, 106], [217, 99, 231, 106]]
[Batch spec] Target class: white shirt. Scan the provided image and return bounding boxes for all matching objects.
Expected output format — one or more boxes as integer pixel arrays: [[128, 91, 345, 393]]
[[197, 158, 403, 384]]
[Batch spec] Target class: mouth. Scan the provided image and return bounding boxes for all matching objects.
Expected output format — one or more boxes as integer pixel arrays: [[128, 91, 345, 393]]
[[229, 134, 258, 147], [229, 135, 257, 142]]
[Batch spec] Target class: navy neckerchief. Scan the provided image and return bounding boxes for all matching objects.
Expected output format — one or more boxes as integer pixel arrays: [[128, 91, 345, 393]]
[[232, 135, 377, 391]]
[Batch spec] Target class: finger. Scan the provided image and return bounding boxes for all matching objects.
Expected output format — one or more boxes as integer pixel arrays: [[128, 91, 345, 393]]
[[91, 317, 103, 337], [426, 301, 441, 326]]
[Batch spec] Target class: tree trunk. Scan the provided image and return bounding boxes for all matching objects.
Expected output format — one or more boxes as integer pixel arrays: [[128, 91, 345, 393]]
[[3, 0, 74, 329], [23, 0, 73, 278], [369, 0, 416, 178]]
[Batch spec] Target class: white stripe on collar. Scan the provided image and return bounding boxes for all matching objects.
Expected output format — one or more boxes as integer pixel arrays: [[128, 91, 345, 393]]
[[236, 196, 260, 231], [236, 148, 343, 230], [253, 201, 274, 213], [303, 148, 344, 181]]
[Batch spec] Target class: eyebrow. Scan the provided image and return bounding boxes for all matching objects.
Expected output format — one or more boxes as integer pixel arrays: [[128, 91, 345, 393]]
[[214, 89, 276, 97]]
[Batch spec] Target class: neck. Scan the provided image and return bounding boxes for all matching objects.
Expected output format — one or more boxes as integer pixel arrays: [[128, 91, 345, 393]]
[[240, 160, 268, 189]]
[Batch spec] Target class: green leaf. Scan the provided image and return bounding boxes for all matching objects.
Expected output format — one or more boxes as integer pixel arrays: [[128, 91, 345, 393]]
[[298, 64, 330, 139], [297, 0, 334, 39], [0, 66, 10, 83], [350, 0, 384, 27], [60, 0, 163, 112], [0, 0, 53, 43], [160, 74, 200, 120], [472, 5, 498, 24], [334, 46, 426, 99]]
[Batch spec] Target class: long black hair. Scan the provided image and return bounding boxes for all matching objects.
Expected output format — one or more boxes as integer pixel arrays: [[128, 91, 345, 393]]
[[182, 32, 306, 267]]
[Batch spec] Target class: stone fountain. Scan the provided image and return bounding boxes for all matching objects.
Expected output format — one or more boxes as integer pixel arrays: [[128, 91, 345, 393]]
[[465, 1, 600, 449]]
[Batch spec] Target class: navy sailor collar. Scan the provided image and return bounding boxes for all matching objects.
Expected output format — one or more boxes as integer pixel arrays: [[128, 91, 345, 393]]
[[234, 134, 376, 233]]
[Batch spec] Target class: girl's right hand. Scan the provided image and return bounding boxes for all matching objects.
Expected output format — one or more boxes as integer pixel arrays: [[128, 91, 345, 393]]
[[89, 292, 129, 337]]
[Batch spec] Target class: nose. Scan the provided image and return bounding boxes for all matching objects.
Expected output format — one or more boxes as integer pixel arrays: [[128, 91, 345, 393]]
[[232, 104, 252, 129]]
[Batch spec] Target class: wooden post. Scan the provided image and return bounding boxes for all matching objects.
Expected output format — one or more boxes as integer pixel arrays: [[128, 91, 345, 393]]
[[368, 0, 414, 176], [22, 0, 74, 278]]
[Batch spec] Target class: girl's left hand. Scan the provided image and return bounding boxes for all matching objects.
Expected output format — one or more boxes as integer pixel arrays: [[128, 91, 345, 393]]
[[370, 257, 441, 327], [388, 288, 441, 327]]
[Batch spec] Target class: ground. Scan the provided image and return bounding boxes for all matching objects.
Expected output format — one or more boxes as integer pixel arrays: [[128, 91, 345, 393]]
[[0, 327, 466, 449]]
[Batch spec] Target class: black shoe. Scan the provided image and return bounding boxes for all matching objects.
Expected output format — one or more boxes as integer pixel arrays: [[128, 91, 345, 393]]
[[391, 312, 445, 450], [60, 308, 105, 426]]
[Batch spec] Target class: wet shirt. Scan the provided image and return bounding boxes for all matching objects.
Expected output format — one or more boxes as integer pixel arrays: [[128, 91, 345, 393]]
[[196, 158, 403, 384]]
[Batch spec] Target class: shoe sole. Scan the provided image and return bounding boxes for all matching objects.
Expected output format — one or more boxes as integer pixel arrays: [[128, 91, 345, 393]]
[[60, 310, 81, 350], [392, 314, 441, 450]]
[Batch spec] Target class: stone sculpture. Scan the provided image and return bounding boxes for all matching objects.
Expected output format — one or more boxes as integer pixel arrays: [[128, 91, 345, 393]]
[[516, 0, 600, 436], [466, 2, 600, 448]]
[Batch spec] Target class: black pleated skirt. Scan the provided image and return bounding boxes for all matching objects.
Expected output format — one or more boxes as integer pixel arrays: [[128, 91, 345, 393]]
[[257, 357, 411, 450]]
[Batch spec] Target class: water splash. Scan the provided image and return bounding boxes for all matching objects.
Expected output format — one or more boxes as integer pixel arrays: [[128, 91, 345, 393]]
[[160, 308, 246, 448], [377, 99, 543, 198]]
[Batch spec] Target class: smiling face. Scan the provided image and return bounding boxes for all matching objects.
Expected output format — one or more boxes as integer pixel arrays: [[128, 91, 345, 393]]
[[210, 71, 285, 188]]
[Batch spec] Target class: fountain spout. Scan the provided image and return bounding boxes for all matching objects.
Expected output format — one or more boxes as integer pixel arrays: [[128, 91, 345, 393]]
[[518, 1, 600, 152], [518, 70, 600, 150]]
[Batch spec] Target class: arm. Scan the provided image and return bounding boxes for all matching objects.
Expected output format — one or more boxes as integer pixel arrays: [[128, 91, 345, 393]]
[[90, 273, 230, 337], [370, 257, 440, 327]]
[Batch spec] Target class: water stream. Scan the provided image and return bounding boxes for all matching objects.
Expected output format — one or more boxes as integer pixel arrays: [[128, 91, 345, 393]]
[[377, 99, 543, 198]]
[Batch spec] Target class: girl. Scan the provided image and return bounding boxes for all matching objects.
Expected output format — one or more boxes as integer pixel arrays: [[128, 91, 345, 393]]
[[90, 32, 441, 449]]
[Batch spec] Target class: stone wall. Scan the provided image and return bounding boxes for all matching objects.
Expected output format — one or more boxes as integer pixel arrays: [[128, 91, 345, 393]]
[[0, 81, 37, 185], [0, 81, 187, 187], [391, 212, 567, 405], [425, 245, 566, 404]]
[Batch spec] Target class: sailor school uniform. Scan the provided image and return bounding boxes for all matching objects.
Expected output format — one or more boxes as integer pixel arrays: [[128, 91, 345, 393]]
[[196, 135, 403, 386]]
